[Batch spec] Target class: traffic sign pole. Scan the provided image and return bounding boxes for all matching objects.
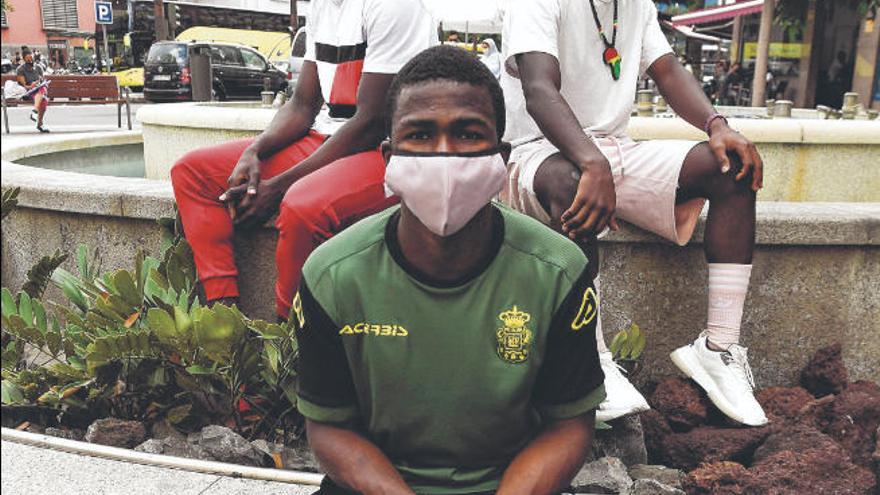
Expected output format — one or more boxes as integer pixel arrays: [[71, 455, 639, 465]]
[[102, 24, 109, 73], [95, 1, 114, 72]]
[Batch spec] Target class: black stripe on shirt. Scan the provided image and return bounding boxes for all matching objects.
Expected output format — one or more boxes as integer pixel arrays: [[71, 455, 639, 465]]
[[315, 41, 368, 64], [295, 281, 358, 409], [328, 103, 357, 119]]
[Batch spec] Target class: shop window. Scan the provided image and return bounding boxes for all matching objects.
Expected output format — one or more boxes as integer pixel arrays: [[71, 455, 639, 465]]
[[41, 0, 79, 30]]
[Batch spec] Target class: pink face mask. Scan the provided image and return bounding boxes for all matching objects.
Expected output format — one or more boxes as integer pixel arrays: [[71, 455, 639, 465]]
[[384, 150, 507, 237]]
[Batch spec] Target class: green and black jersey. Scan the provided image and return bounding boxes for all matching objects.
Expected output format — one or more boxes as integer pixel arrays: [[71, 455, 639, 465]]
[[293, 204, 605, 494]]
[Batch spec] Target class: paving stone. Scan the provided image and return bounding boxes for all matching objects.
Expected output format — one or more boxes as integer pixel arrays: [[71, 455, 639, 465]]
[[197, 425, 268, 466], [627, 464, 685, 489], [591, 415, 649, 466], [85, 418, 147, 448], [623, 479, 685, 495], [571, 456, 633, 494]]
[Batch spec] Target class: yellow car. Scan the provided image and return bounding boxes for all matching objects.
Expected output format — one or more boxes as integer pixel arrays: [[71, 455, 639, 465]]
[[113, 67, 144, 92]]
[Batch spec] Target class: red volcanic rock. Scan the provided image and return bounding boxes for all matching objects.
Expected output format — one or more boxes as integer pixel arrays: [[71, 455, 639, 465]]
[[800, 343, 849, 398], [663, 425, 770, 471], [650, 377, 708, 432], [681, 461, 750, 495], [752, 423, 846, 464], [873, 425, 879, 474], [748, 449, 876, 495], [755, 386, 814, 423], [641, 409, 673, 465], [824, 380, 880, 468]]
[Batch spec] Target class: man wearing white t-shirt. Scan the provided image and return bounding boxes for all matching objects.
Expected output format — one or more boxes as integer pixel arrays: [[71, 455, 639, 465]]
[[500, 0, 768, 426], [171, 0, 436, 320]]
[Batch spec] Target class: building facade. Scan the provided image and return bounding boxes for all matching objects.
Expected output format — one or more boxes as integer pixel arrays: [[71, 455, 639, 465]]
[[2, 0, 97, 68]]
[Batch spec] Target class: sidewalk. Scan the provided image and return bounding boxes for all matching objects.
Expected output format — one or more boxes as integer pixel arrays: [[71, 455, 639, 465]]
[[1, 102, 145, 144], [1, 440, 318, 495]]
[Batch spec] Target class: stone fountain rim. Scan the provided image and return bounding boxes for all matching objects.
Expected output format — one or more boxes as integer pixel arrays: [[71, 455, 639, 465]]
[[1, 427, 323, 485], [136, 103, 880, 145], [1, 132, 878, 246]]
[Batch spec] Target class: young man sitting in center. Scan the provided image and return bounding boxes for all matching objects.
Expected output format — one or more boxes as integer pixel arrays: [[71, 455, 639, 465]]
[[294, 45, 606, 494]]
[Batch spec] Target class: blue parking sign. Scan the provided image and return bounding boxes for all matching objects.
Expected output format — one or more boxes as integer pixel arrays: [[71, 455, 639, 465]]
[[95, 1, 113, 24]]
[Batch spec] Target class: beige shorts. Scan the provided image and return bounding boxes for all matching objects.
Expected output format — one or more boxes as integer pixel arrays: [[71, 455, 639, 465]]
[[499, 136, 706, 246]]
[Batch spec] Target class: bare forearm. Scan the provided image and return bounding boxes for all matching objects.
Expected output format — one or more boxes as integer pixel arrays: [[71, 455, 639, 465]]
[[307, 421, 414, 495], [650, 54, 716, 131], [496, 413, 595, 495], [270, 113, 384, 189], [249, 100, 318, 160]]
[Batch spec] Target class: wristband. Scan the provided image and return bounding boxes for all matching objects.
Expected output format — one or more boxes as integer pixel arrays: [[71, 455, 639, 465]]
[[703, 113, 728, 136]]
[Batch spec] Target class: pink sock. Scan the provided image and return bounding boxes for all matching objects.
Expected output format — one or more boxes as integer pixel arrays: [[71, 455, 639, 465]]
[[706, 263, 752, 349], [594, 276, 609, 353]]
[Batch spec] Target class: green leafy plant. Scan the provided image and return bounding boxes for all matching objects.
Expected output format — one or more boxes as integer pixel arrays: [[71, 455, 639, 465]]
[[1, 212, 301, 440], [22, 250, 69, 299], [609, 323, 647, 377], [1, 187, 20, 220]]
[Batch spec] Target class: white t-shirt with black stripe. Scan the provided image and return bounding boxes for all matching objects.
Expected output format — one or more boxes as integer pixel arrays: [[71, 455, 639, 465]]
[[305, 0, 438, 136]]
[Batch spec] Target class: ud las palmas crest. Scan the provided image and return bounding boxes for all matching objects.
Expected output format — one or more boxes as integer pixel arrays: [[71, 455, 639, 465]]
[[497, 306, 533, 364]]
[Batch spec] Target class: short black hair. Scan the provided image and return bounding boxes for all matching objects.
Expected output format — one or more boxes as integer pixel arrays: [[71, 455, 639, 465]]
[[385, 45, 506, 140]]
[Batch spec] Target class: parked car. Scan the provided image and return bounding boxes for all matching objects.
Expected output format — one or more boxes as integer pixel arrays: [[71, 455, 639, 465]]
[[112, 67, 144, 92], [144, 41, 287, 102]]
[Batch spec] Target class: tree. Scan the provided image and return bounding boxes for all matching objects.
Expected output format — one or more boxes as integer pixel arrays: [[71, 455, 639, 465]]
[[776, 0, 878, 37]]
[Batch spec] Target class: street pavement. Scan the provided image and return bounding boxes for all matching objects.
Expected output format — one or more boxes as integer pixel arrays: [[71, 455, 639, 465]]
[[1, 101, 147, 138], [1, 440, 318, 495]]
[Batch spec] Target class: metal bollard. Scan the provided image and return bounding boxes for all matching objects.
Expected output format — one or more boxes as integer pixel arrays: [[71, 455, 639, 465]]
[[774, 100, 792, 118], [654, 96, 667, 115], [636, 90, 654, 117], [842, 92, 858, 119], [190, 46, 213, 102], [816, 105, 831, 119]]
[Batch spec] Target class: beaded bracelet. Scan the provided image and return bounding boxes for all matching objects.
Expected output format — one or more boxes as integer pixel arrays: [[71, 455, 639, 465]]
[[703, 113, 728, 136]]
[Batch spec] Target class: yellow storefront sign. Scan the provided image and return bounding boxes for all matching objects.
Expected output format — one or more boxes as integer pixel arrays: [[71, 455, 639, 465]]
[[743, 42, 807, 60]]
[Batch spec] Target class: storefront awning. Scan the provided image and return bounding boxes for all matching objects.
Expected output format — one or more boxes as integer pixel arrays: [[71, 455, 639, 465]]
[[662, 21, 724, 42], [671, 0, 764, 27]]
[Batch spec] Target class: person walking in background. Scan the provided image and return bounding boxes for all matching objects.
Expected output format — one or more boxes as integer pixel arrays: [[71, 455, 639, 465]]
[[16, 48, 50, 133], [170, 0, 436, 320], [480, 38, 502, 80], [500, 0, 767, 426]]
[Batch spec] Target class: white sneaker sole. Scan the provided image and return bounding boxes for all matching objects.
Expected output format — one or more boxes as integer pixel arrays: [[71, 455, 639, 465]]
[[670, 345, 750, 425], [597, 405, 649, 423]]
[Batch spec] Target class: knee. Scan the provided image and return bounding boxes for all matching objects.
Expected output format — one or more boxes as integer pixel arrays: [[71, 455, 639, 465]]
[[533, 156, 581, 218], [276, 188, 325, 234], [708, 152, 755, 200], [169, 158, 190, 189], [169, 151, 206, 189]]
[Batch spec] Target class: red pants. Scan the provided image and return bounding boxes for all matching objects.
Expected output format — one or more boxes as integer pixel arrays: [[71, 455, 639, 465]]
[[170, 131, 397, 318]]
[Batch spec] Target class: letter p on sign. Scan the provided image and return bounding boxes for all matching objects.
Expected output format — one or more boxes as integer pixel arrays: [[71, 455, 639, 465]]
[[95, 1, 113, 24]]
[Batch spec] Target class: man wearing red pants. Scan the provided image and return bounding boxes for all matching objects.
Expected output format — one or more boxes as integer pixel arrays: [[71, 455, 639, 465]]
[[171, 0, 437, 319]]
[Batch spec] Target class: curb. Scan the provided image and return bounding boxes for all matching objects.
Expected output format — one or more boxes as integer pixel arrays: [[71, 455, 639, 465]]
[[1, 427, 323, 485]]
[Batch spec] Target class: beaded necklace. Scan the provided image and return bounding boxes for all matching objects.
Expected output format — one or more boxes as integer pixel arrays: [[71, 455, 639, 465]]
[[587, 0, 622, 80]]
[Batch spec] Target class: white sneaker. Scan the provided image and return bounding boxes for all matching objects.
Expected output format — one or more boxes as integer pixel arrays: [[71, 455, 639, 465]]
[[596, 351, 651, 422], [670, 331, 768, 426]]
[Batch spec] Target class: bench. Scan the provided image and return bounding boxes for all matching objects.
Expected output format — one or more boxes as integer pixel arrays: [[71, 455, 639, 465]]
[[1, 74, 131, 133]]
